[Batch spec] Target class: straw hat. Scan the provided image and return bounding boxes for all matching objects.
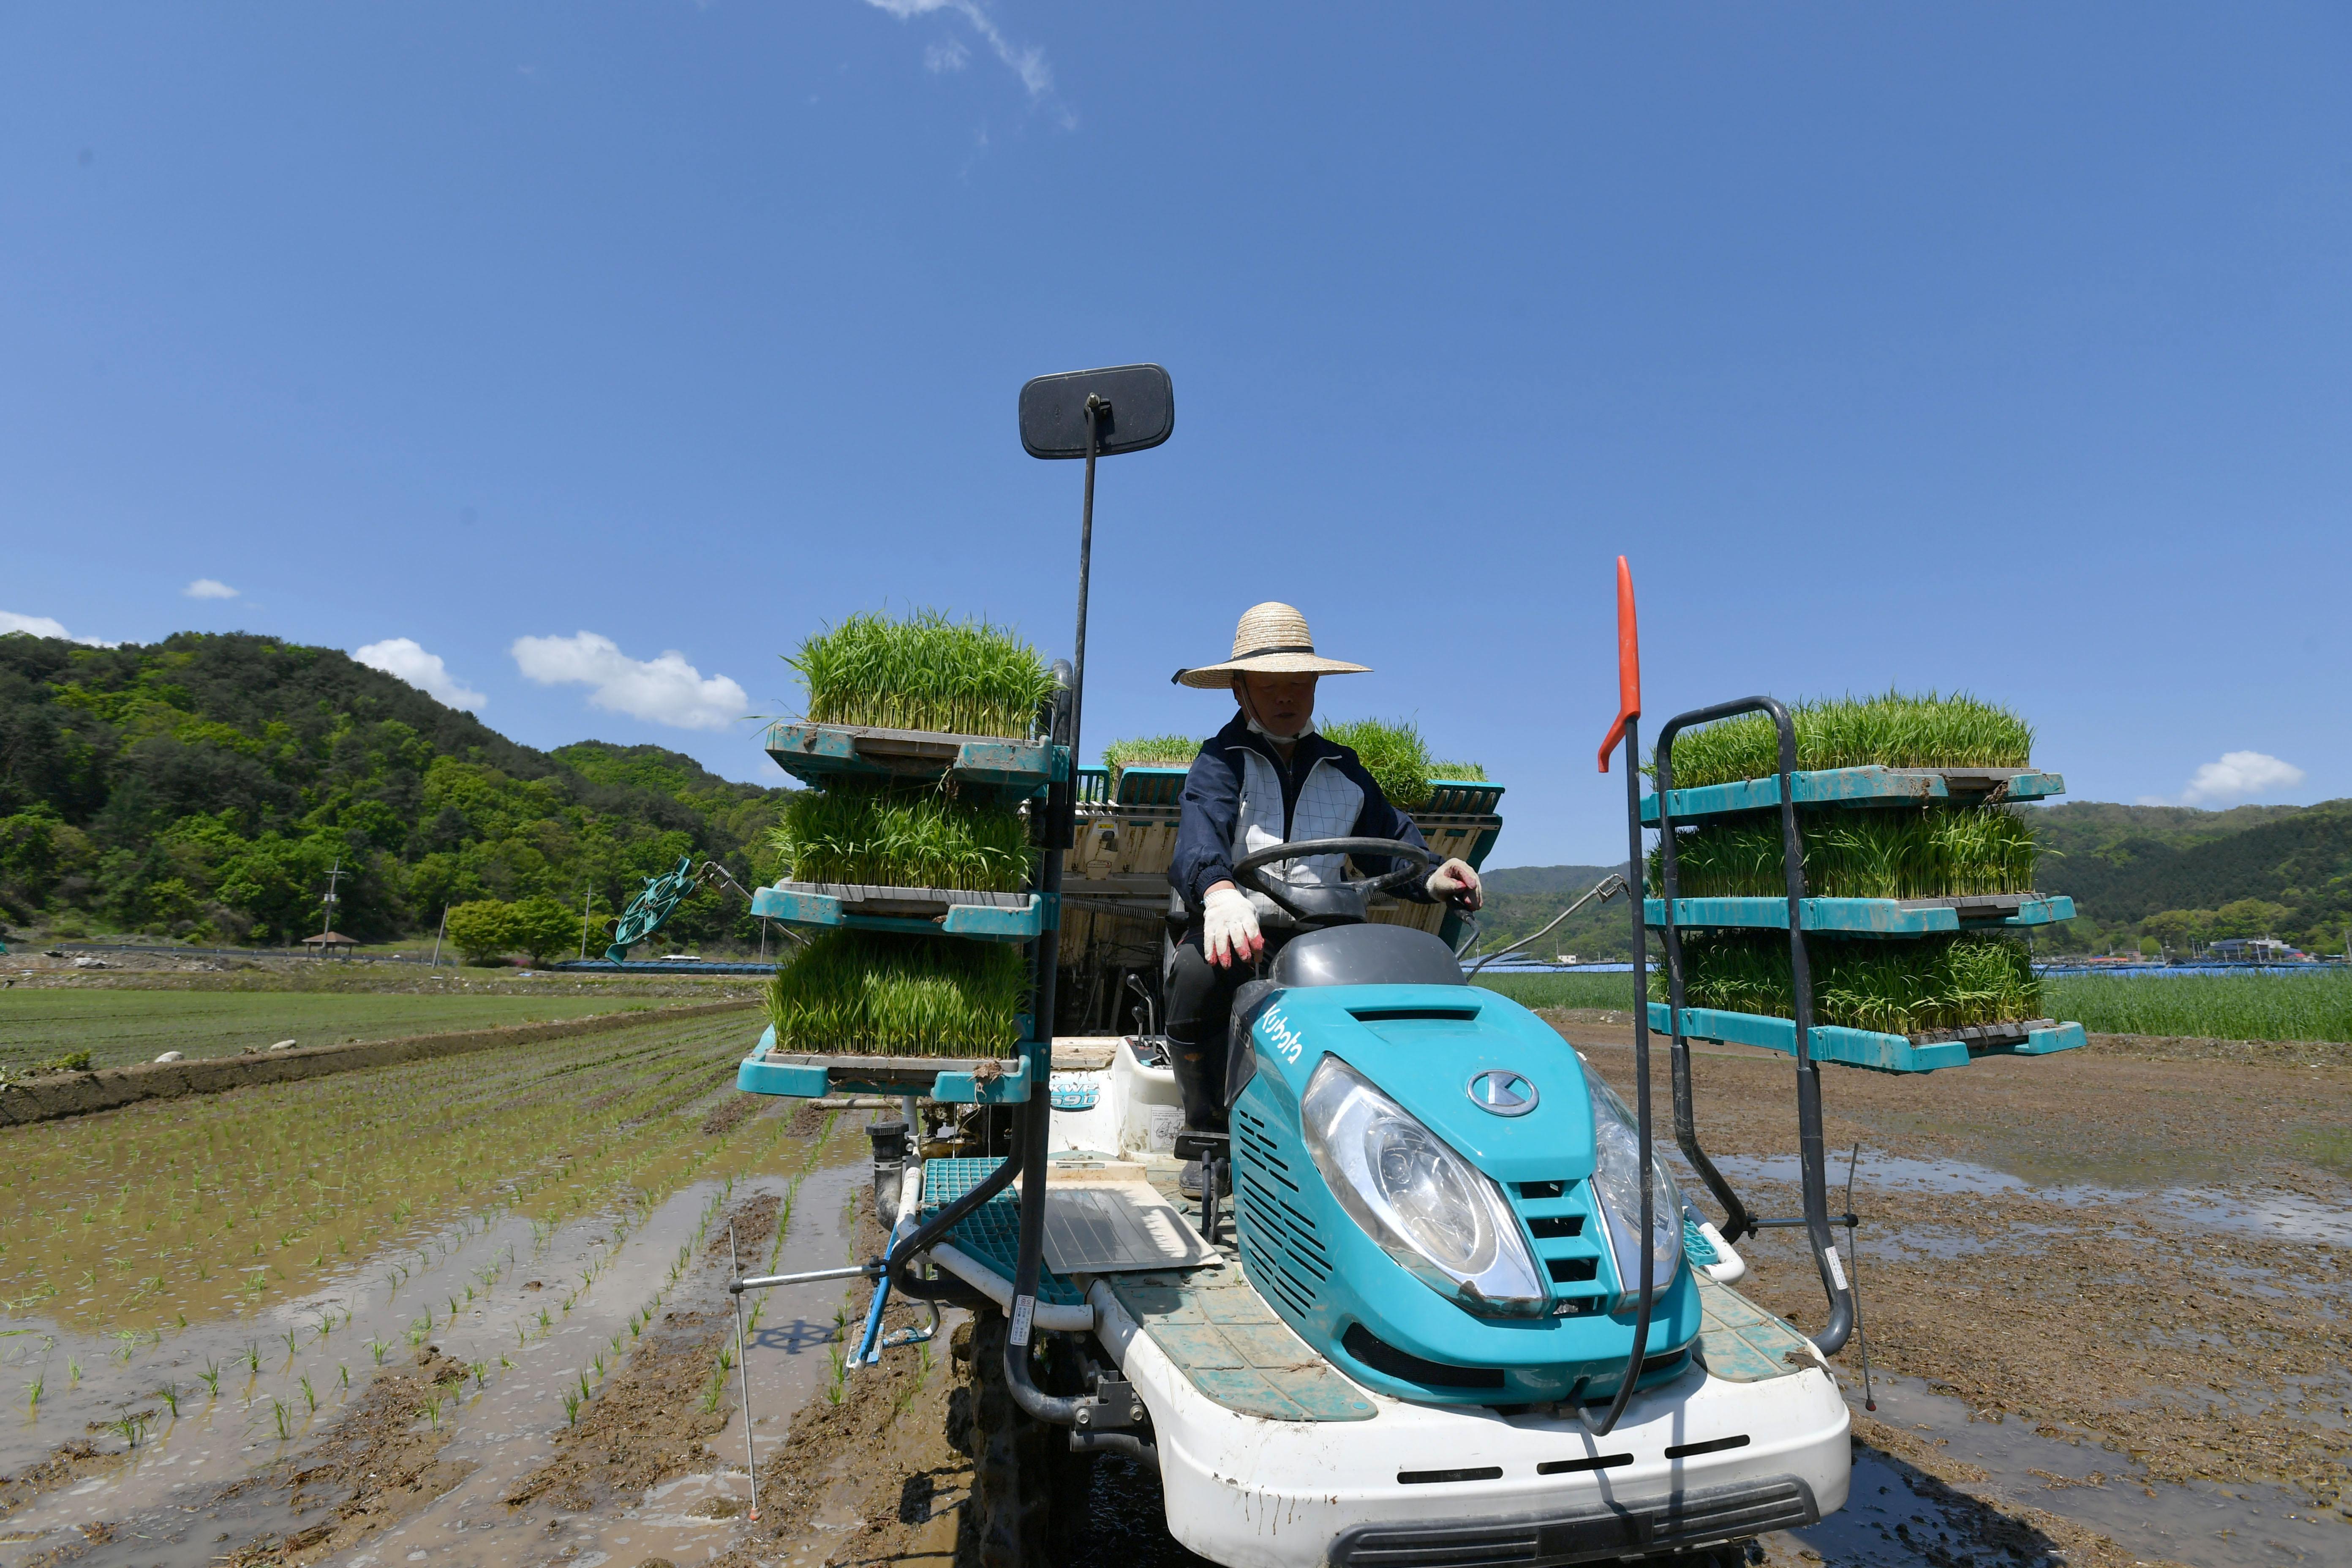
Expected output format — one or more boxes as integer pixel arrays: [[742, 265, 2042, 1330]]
[[1171, 602, 1372, 689]]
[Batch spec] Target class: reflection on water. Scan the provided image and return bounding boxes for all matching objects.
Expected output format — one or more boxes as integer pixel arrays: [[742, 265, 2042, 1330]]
[[1710, 1152, 2352, 1246], [1769, 1373, 2346, 1568]]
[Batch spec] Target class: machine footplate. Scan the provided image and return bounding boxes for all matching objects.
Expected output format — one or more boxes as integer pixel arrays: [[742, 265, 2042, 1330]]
[[1694, 1276, 1816, 1382], [1104, 1269, 1377, 1423]]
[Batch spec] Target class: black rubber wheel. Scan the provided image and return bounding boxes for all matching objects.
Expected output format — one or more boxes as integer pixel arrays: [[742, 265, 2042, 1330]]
[[954, 1310, 1093, 1568]]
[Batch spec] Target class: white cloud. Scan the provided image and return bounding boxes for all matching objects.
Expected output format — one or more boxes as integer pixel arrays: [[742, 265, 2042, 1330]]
[[510, 632, 748, 732], [184, 578, 240, 600], [863, 0, 1053, 99], [925, 36, 969, 73], [0, 610, 119, 647], [355, 637, 488, 712], [2144, 750, 2309, 808]]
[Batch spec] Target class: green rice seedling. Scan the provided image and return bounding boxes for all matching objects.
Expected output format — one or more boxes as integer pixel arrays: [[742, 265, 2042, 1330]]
[[472, 1361, 488, 1390], [68, 1357, 82, 1387], [299, 1375, 319, 1413], [243, 1341, 262, 1373], [789, 608, 1056, 739], [769, 781, 1034, 893], [538, 1307, 552, 1332], [1651, 806, 2040, 901], [765, 931, 1028, 1056], [2040, 969, 2352, 1044], [111, 1411, 148, 1449], [423, 1390, 445, 1428], [1656, 932, 2041, 1036], [269, 1398, 292, 1442], [1320, 718, 1439, 810], [155, 1381, 180, 1418], [368, 1337, 392, 1366], [24, 1374, 43, 1410], [281, 1327, 301, 1358], [562, 1386, 583, 1424], [1430, 760, 1488, 781], [1652, 690, 2034, 791], [1100, 735, 1200, 792], [339, 1363, 350, 1391], [199, 1361, 221, 1397]]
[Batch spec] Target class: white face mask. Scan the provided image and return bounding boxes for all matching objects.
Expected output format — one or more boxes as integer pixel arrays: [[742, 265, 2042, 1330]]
[[1245, 711, 1316, 742]]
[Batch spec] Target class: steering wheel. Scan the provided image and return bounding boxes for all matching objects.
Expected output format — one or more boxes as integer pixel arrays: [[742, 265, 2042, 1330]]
[[1230, 836, 1438, 923]]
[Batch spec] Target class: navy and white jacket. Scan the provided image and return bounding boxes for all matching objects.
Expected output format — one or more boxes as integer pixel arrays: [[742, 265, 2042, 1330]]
[[1170, 713, 1434, 925]]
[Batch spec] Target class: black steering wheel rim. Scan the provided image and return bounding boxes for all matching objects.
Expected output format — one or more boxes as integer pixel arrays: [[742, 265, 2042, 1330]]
[[1230, 836, 1435, 920]]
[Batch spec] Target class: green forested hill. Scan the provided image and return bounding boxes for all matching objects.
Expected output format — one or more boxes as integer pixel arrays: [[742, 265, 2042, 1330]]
[[1472, 863, 1637, 962], [0, 631, 789, 946], [2028, 798, 2352, 953]]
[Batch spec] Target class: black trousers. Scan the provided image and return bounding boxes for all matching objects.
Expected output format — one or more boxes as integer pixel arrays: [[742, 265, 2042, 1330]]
[[1164, 924, 1295, 1134]]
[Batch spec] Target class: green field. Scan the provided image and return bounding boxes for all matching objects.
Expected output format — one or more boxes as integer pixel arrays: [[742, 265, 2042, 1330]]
[[1471, 971, 1642, 1011], [1475, 966, 2352, 1044], [0, 1011, 787, 1331], [2042, 970, 2352, 1043], [0, 990, 694, 1073]]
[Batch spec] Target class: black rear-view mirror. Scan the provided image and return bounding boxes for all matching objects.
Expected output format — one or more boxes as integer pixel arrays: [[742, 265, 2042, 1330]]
[[1017, 363, 1175, 459]]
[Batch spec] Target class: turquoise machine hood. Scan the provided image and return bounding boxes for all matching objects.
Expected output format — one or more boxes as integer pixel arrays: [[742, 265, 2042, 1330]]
[[1229, 983, 1700, 1406]]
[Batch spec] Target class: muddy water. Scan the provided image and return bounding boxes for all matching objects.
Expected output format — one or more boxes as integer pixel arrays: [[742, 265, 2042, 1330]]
[[1800, 1375, 2343, 1566], [2, 1134, 875, 1568], [1710, 1151, 2352, 1247]]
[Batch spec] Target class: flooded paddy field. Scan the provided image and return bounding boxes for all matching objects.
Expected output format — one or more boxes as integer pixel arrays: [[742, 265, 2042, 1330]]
[[6, 996, 2346, 1568], [0, 1007, 887, 1568]]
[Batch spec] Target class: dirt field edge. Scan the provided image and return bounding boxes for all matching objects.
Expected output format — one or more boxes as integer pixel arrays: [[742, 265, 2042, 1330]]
[[0, 998, 759, 1126]]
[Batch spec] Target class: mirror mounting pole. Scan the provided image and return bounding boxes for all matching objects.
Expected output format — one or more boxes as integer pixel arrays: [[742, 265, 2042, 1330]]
[[1005, 365, 1170, 1429]]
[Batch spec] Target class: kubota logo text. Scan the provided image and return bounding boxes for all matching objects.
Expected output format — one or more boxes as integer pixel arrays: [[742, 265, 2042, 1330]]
[[1258, 1006, 1307, 1064]]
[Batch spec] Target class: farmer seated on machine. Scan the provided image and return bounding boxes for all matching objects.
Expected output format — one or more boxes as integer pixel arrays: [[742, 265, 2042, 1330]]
[[1165, 602, 1484, 1195]]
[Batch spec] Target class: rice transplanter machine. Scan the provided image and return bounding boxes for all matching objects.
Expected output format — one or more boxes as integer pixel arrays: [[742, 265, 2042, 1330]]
[[723, 370, 2088, 1567]]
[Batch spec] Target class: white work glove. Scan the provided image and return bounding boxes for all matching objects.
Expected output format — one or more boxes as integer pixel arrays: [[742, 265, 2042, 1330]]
[[1426, 858, 1484, 910], [1202, 882, 1265, 969]]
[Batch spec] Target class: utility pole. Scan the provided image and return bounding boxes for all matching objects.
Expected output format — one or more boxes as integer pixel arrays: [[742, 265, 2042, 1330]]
[[428, 904, 449, 970], [318, 859, 345, 955], [579, 881, 595, 962]]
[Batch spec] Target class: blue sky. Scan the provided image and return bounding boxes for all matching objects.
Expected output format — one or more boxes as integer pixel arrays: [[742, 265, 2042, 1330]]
[[4, 3, 2347, 866]]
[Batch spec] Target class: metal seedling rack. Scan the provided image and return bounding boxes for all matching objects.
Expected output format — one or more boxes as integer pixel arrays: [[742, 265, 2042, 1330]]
[[726, 365, 1176, 1466], [1644, 749, 2088, 1075]]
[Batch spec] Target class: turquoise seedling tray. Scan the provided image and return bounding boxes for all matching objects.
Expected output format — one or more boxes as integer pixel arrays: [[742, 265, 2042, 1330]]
[[736, 1026, 1035, 1103], [1643, 893, 2074, 934], [750, 883, 1054, 942], [763, 721, 1064, 799], [1639, 766, 2065, 825], [1646, 1003, 2085, 1074]]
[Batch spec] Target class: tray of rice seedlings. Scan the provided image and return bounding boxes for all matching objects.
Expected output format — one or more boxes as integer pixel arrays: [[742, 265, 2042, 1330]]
[[767, 609, 1064, 797], [1321, 716, 1440, 810], [739, 931, 1036, 1102], [1648, 931, 2084, 1073], [1101, 733, 1200, 804], [755, 779, 1047, 935], [1639, 691, 2064, 823], [1643, 804, 2077, 933]]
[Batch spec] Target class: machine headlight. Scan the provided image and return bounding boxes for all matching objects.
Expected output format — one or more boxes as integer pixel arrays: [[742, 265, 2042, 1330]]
[[1300, 1056, 1547, 1318], [1580, 1057, 1684, 1310]]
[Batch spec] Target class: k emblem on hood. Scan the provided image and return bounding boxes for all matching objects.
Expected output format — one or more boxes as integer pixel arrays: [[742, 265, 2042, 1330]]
[[1467, 1070, 1538, 1117]]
